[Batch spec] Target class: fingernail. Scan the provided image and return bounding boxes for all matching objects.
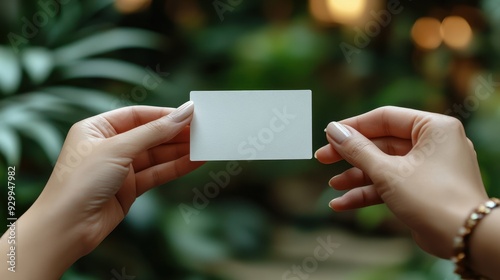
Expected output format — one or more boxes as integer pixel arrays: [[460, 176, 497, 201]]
[[329, 198, 338, 209], [314, 150, 318, 159], [168, 101, 194, 123], [325, 122, 351, 144], [328, 175, 338, 187]]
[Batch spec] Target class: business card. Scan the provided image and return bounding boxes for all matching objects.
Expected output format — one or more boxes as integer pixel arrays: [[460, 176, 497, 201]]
[[190, 90, 312, 161]]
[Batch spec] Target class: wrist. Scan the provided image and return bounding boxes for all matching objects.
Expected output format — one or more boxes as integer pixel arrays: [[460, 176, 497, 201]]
[[467, 203, 500, 279], [0, 200, 86, 279], [453, 198, 500, 279], [419, 195, 487, 259]]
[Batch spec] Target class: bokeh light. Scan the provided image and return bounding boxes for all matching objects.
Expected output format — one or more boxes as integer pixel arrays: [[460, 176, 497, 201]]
[[309, 0, 383, 26], [411, 17, 442, 50], [164, 0, 206, 29], [326, 0, 367, 25], [115, 0, 151, 14], [309, 0, 335, 24], [2, 1, 500, 279], [440, 16, 473, 50]]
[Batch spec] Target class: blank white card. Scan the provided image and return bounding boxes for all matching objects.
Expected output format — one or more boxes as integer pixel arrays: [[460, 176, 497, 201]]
[[190, 90, 312, 161]]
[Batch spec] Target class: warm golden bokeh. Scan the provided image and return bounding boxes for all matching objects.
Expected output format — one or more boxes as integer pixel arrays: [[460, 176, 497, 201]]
[[2, 1, 499, 279], [115, 0, 152, 14], [326, 0, 367, 25], [440, 16, 473, 50], [310, 0, 387, 26], [411, 17, 442, 50], [309, 0, 334, 24]]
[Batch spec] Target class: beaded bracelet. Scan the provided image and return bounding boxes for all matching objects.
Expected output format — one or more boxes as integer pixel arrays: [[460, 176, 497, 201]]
[[452, 197, 500, 280]]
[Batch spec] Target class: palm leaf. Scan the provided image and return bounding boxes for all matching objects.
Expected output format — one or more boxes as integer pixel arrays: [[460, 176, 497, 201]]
[[21, 47, 54, 85], [43, 86, 122, 112], [46, 0, 84, 46], [58, 59, 175, 93], [0, 47, 22, 95], [15, 119, 63, 164], [0, 125, 20, 165], [53, 29, 167, 63]]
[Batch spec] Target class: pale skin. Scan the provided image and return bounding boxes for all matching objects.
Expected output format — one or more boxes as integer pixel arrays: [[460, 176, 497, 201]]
[[0, 101, 204, 279], [1, 105, 499, 279], [315, 106, 500, 279]]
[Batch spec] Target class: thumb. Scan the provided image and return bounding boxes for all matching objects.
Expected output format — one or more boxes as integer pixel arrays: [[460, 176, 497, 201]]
[[114, 101, 194, 156], [325, 122, 388, 175]]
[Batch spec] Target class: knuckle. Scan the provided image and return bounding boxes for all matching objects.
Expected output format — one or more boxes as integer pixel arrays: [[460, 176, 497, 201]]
[[345, 139, 371, 162], [69, 120, 86, 133], [466, 138, 477, 157], [151, 167, 162, 186], [421, 115, 466, 140], [437, 116, 465, 132], [380, 105, 397, 111], [466, 138, 474, 149], [385, 139, 397, 156], [371, 106, 397, 118], [443, 116, 464, 129], [377, 105, 397, 112], [144, 120, 164, 134]]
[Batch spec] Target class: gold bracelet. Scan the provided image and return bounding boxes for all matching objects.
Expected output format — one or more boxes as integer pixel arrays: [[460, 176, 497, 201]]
[[452, 197, 500, 280]]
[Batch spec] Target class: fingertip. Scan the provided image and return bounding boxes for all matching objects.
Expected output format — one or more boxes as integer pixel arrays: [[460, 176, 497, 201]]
[[329, 197, 346, 212], [329, 198, 337, 210], [315, 144, 342, 164], [166, 101, 194, 123], [325, 122, 352, 144], [327, 126, 386, 174], [328, 175, 338, 188]]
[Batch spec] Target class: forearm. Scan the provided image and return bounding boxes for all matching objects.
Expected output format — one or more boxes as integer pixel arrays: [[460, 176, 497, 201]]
[[469, 209, 500, 279], [0, 205, 83, 279]]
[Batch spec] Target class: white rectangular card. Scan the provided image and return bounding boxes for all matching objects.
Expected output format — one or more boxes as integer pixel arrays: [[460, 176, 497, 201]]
[[190, 90, 312, 161]]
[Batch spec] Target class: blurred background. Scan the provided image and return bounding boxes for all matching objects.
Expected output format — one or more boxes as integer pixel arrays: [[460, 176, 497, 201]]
[[1, 0, 500, 279]]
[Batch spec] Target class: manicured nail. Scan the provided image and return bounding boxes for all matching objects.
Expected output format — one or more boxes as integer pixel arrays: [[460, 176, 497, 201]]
[[329, 198, 338, 209], [325, 122, 351, 144], [328, 175, 338, 187], [167, 101, 194, 122]]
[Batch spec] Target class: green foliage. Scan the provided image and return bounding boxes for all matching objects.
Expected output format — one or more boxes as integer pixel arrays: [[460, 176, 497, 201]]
[[1, 0, 500, 279], [0, 0, 166, 165], [356, 204, 392, 231]]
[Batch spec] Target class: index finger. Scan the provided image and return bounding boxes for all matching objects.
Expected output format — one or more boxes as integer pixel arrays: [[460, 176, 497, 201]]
[[340, 106, 439, 140], [98, 106, 175, 134]]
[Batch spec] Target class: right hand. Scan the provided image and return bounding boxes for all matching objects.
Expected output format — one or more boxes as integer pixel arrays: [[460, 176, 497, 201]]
[[315, 106, 489, 259]]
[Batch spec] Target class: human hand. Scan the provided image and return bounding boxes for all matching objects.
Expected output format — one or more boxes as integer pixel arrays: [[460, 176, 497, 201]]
[[315, 106, 489, 259], [3, 101, 203, 279], [46, 101, 203, 251]]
